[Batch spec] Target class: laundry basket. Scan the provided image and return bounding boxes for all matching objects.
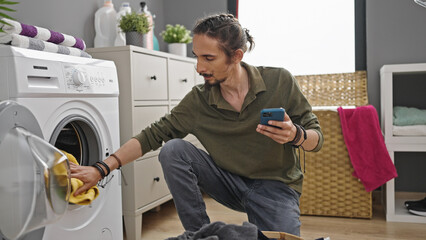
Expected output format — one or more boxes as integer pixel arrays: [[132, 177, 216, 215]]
[[294, 71, 372, 219]]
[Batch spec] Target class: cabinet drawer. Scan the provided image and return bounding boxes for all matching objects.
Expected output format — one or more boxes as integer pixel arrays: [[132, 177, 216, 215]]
[[134, 155, 170, 209], [169, 59, 195, 100], [133, 106, 168, 136], [132, 53, 168, 100]]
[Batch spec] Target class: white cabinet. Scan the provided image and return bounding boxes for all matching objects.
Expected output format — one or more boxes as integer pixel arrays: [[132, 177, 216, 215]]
[[380, 63, 426, 223], [87, 46, 202, 240]]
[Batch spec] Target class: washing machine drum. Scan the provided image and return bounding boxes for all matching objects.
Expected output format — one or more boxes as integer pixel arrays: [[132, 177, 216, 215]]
[[0, 101, 71, 240]]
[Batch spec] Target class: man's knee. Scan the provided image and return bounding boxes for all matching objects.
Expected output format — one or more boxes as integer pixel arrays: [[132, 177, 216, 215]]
[[159, 139, 189, 163]]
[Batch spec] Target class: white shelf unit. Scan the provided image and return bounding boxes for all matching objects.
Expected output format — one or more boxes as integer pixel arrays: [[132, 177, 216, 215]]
[[380, 63, 426, 223]]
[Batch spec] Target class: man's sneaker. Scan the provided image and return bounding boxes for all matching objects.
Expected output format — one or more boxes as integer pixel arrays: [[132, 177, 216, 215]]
[[408, 209, 426, 216], [406, 197, 426, 217], [404, 197, 426, 208]]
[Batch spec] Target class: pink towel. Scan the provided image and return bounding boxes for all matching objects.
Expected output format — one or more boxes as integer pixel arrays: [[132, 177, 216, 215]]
[[338, 105, 397, 192]]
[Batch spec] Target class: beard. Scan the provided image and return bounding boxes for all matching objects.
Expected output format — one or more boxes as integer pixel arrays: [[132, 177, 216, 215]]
[[204, 79, 226, 90], [201, 73, 226, 90]]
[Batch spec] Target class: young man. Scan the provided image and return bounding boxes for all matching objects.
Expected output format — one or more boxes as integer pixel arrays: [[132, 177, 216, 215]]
[[71, 13, 323, 236]]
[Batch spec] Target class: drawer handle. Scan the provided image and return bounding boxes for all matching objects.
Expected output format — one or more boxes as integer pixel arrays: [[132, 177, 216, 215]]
[[150, 75, 157, 80], [153, 177, 160, 182], [181, 78, 188, 83]]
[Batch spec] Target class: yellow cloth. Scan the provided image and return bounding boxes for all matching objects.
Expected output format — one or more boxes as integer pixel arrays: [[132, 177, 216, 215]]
[[59, 150, 100, 205]]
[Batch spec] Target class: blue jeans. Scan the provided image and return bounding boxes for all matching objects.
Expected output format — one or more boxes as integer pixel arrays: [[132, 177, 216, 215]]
[[158, 139, 301, 236]]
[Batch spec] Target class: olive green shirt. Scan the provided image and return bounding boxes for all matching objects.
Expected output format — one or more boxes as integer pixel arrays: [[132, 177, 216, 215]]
[[134, 62, 323, 193]]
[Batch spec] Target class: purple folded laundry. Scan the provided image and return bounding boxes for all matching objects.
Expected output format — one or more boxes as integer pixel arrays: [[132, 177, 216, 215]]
[[73, 37, 85, 51], [48, 30, 65, 44], [0, 18, 86, 50], [20, 23, 37, 38], [0, 33, 92, 58]]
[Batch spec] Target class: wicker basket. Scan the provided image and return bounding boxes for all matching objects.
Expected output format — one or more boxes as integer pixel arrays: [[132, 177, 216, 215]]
[[296, 71, 369, 107], [295, 71, 372, 219]]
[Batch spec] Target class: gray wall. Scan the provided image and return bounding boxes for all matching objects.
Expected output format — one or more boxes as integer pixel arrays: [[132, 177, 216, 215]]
[[9, 0, 225, 53], [366, 0, 426, 192], [366, 0, 426, 112]]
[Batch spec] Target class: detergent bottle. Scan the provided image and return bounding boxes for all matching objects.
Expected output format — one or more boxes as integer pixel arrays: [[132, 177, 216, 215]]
[[114, 2, 131, 46], [139, 2, 154, 50], [94, 0, 117, 48]]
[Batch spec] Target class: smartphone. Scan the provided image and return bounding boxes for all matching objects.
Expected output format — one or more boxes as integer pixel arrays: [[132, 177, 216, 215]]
[[260, 108, 285, 128]]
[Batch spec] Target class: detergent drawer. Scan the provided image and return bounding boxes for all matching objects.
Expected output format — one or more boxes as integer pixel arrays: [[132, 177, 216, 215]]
[[133, 155, 170, 210]]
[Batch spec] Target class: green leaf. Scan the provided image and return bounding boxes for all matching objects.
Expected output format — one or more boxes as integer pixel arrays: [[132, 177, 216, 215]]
[[0, 11, 14, 20], [0, 0, 19, 5], [0, 5, 16, 12], [0, 0, 17, 22]]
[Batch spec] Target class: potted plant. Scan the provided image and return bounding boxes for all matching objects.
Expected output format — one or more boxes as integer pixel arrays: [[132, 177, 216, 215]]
[[119, 12, 151, 47], [160, 24, 192, 57], [0, 0, 19, 32]]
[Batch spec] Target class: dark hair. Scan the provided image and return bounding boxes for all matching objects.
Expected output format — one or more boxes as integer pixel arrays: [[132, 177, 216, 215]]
[[193, 13, 255, 58]]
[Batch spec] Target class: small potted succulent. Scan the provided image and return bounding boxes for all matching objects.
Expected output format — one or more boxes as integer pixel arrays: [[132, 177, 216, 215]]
[[119, 12, 151, 47], [160, 24, 192, 57]]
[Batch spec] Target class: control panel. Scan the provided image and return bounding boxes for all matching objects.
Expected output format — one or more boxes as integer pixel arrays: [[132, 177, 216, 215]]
[[1, 46, 119, 98], [63, 63, 118, 94]]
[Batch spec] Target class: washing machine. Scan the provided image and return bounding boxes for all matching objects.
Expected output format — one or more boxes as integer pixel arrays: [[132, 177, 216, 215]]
[[0, 46, 123, 240]]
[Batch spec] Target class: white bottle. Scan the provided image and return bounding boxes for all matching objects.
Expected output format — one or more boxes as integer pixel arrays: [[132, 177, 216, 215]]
[[114, 2, 131, 46], [138, 2, 154, 50], [94, 0, 117, 48]]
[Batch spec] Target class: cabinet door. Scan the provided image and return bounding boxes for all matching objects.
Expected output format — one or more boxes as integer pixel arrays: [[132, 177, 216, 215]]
[[132, 53, 168, 100], [169, 60, 195, 100], [134, 155, 170, 209], [133, 106, 168, 136]]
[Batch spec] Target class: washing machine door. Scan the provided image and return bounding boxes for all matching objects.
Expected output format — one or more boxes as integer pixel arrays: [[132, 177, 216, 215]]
[[0, 101, 71, 240]]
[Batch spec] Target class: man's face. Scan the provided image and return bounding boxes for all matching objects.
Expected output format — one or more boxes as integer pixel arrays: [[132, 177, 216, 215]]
[[192, 34, 234, 87]]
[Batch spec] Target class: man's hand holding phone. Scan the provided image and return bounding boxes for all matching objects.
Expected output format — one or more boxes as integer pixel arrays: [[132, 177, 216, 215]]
[[256, 108, 297, 144]]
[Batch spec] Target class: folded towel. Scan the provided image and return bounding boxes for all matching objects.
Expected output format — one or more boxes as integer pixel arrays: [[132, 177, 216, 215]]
[[0, 18, 86, 50], [338, 105, 398, 192], [55, 150, 99, 205], [393, 125, 426, 136], [393, 106, 426, 126], [0, 33, 91, 58]]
